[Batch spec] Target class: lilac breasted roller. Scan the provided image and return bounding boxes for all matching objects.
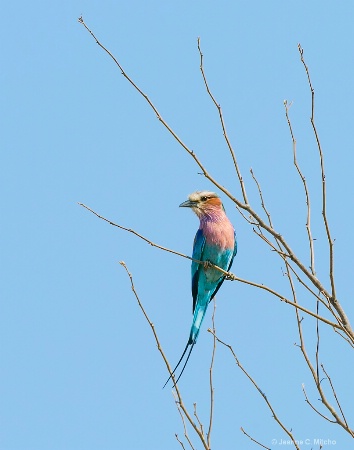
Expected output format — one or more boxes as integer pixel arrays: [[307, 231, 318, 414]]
[[164, 191, 237, 386]]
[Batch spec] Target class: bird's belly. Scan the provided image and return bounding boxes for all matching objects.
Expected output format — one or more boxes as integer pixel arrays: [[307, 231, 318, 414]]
[[202, 245, 231, 285]]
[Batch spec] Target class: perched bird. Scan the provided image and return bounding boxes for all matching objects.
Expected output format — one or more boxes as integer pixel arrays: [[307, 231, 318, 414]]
[[164, 191, 237, 387]]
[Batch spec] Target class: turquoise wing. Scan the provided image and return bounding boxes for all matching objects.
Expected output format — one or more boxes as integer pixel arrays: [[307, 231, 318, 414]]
[[191, 229, 206, 313]]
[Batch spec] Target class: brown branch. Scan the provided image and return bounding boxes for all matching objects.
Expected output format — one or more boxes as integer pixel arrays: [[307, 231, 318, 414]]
[[193, 403, 204, 436], [301, 384, 336, 423], [119, 262, 210, 450], [78, 202, 193, 261], [250, 168, 273, 228], [333, 328, 354, 348], [240, 427, 271, 450], [315, 300, 320, 383], [173, 391, 197, 450], [79, 202, 341, 330], [253, 228, 291, 259], [175, 434, 187, 450], [235, 205, 259, 225], [284, 100, 316, 276], [197, 37, 248, 204], [235, 275, 340, 329], [321, 364, 353, 435], [210, 331, 300, 450]]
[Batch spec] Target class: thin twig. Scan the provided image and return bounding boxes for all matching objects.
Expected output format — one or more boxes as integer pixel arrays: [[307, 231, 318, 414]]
[[301, 384, 336, 423], [250, 168, 273, 228], [240, 427, 271, 450], [175, 434, 187, 450], [333, 328, 354, 348], [316, 300, 320, 383], [197, 37, 248, 204], [78, 202, 195, 262], [193, 403, 204, 436], [298, 44, 336, 301], [284, 100, 316, 275], [321, 364, 353, 434], [173, 391, 196, 450]]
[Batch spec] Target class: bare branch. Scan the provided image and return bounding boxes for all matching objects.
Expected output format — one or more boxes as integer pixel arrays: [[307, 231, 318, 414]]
[[250, 168, 273, 228], [298, 44, 336, 299], [240, 427, 271, 450], [321, 364, 353, 435], [173, 391, 196, 450], [237, 276, 340, 329], [301, 384, 336, 423], [175, 434, 187, 450], [78, 202, 194, 261], [284, 100, 316, 276], [193, 403, 204, 436], [333, 328, 354, 348], [316, 301, 321, 384], [79, 202, 341, 330]]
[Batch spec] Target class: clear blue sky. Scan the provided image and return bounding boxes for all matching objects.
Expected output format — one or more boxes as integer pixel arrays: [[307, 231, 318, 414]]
[[1, 1, 354, 449]]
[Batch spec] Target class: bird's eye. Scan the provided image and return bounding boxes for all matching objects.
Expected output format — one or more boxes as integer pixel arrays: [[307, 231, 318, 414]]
[[201, 196, 208, 201]]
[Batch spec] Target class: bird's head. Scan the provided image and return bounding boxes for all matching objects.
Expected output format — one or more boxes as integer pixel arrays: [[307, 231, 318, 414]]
[[179, 191, 224, 219]]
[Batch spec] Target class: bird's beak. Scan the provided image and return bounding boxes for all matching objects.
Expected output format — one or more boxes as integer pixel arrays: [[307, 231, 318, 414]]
[[179, 199, 197, 208]]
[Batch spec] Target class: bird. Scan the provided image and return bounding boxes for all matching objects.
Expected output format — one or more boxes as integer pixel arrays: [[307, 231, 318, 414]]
[[164, 190, 237, 387]]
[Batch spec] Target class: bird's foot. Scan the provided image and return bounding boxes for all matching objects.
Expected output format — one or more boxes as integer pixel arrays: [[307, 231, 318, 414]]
[[203, 261, 212, 270]]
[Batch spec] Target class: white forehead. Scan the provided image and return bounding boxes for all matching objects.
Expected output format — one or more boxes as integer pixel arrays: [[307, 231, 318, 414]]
[[188, 191, 218, 202]]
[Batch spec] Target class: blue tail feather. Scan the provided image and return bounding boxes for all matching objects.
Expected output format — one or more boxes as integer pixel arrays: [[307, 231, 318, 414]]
[[163, 340, 193, 388], [163, 302, 209, 388]]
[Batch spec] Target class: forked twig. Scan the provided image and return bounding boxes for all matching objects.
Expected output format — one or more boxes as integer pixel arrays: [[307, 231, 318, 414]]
[[321, 364, 352, 434], [301, 384, 335, 423], [193, 403, 204, 435], [173, 391, 196, 450], [250, 168, 273, 228], [175, 434, 188, 450]]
